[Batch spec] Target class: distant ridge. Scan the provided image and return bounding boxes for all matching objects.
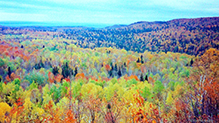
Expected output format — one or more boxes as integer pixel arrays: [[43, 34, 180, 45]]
[[129, 21, 167, 26], [0, 16, 218, 56], [0, 21, 111, 28], [104, 24, 127, 29], [0, 17, 218, 29]]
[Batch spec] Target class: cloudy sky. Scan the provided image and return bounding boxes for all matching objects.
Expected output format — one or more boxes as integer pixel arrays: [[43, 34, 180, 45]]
[[0, 0, 218, 24]]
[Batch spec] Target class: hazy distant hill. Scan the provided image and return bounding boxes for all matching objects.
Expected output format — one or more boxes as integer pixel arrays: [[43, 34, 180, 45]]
[[104, 24, 127, 29], [56, 17, 219, 55], [0, 17, 219, 55]]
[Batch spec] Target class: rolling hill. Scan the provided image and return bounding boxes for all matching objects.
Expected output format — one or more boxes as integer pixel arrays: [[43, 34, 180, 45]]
[[1, 17, 219, 55]]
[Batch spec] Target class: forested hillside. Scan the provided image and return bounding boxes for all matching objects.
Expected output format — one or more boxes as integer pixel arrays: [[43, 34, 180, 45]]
[[0, 17, 218, 122], [1, 17, 219, 55]]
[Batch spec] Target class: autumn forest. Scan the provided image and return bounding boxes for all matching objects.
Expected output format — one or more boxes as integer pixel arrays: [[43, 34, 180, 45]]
[[0, 17, 219, 122]]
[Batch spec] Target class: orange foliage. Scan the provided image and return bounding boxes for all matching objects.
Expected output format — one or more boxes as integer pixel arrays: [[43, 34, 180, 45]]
[[148, 76, 155, 83], [64, 110, 77, 123], [132, 109, 148, 123], [127, 59, 130, 67], [55, 74, 63, 83], [90, 76, 98, 81], [10, 72, 20, 81], [23, 56, 30, 61], [133, 90, 144, 107], [192, 48, 219, 82], [175, 99, 187, 112], [75, 73, 85, 79], [5, 75, 11, 82], [127, 75, 139, 81], [136, 63, 142, 68], [48, 72, 54, 83]]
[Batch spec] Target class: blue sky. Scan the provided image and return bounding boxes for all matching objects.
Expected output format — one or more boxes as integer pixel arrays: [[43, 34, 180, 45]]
[[0, 0, 218, 24]]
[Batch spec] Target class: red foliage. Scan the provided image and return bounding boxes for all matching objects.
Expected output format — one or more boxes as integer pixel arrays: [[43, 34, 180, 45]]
[[105, 64, 111, 71], [5, 75, 11, 82], [65, 77, 70, 82]]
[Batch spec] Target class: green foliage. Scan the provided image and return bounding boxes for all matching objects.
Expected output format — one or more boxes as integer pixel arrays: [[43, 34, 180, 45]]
[[110, 78, 118, 85], [13, 78, 21, 85], [28, 81, 38, 90], [61, 81, 69, 96], [7, 62, 15, 71], [25, 70, 47, 85], [72, 82, 82, 99], [167, 81, 175, 91], [140, 86, 151, 100], [0, 82, 3, 93], [95, 52, 99, 56], [90, 79, 106, 87], [0, 58, 5, 67], [126, 79, 138, 87], [50, 84, 61, 101], [180, 69, 190, 77], [153, 81, 164, 94]]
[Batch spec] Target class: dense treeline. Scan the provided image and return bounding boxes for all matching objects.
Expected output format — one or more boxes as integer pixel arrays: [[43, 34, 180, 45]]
[[0, 35, 218, 122], [1, 17, 219, 56]]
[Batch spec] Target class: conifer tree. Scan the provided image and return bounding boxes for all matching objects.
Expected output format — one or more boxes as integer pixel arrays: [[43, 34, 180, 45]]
[[140, 73, 144, 82]]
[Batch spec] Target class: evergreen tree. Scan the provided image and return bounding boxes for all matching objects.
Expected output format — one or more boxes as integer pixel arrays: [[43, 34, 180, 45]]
[[124, 62, 126, 67], [140, 73, 144, 82], [107, 103, 111, 109], [108, 69, 113, 77], [8, 67, 12, 78], [61, 62, 71, 78], [115, 64, 118, 71], [118, 68, 122, 78], [140, 55, 143, 60], [74, 67, 78, 77], [141, 60, 144, 64], [190, 58, 194, 66], [145, 75, 148, 81], [137, 58, 140, 63], [52, 66, 59, 76]]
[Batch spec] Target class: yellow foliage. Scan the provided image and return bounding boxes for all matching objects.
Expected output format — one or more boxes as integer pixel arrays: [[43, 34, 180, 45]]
[[173, 84, 184, 97], [34, 107, 45, 116], [81, 83, 103, 99], [170, 67, 175, 73], [56, 97, 70, 112], [23, 97, 33, 111], [166, 92, 173, 105], [0, 102, 11, 122], [2, 82, 15, 94], [0, 108, 4, 122], [123, 89, 137, 104]]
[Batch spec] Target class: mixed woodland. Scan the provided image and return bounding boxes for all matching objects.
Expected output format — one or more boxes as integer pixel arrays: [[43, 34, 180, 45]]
[[0, 17, 218, 122]]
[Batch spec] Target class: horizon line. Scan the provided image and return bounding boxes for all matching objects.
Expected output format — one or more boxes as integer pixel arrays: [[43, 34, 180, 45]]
[[0, 16, 218, 28]]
